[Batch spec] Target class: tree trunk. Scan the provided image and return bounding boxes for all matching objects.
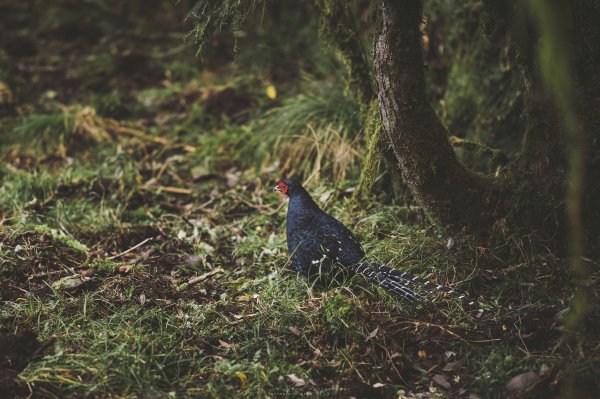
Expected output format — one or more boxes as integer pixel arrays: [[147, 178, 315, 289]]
[[373, 0, 599, 251], [373, 0, 501, 231], [315, 0, 405, 202]]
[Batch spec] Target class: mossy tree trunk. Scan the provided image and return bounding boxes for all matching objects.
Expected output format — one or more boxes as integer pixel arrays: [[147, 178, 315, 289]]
[[315, 0, 402, 201], [374, 0, 501, 230], [372, 0, 599, 251]]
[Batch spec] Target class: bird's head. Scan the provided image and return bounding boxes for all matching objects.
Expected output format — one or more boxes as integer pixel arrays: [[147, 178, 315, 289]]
[[273, 179, 301, 197]]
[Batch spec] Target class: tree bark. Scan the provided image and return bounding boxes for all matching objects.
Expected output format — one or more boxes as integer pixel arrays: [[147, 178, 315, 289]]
[[315, 0, 405, 202], [374, 0, 501, 231], [373, 0, 599, 251]]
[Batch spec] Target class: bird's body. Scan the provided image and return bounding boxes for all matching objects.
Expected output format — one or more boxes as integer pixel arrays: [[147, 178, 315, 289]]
[[275, 179, 425, 301], [285, 185, 364, 276], [274, 179, 482, 309]]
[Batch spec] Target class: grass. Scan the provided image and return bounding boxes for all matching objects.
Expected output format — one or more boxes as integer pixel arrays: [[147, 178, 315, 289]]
[[1, 3, 599, 398], [2, 176, 593, 398]]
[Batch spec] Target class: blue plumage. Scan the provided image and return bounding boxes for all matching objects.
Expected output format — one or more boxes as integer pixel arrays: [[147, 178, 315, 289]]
[[275, 179, 422, 301], [274, 179, 483, 312]]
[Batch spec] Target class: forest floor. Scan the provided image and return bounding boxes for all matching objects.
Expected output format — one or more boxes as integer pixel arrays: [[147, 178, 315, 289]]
[[1, 3, 599, 398]]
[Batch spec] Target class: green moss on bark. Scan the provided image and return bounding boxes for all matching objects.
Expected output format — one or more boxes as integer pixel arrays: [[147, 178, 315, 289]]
[[354, 101, 384, 200], [315, 0, 373, 106]]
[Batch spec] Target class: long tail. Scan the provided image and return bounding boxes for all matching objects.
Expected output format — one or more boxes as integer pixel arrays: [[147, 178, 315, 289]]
[[352, 262, 424, 302], [354, 261, 484, 313]]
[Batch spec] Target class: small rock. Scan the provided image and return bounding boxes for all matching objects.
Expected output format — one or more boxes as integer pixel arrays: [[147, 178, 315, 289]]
[[287, 374, 306, 387], [443, 361, 460, 372], [446, 237, 456, 250], [287, 326, 302, 336], [52, 275, 92, 290], [505, 371, 539, 392], [432, 374, 451, 390]]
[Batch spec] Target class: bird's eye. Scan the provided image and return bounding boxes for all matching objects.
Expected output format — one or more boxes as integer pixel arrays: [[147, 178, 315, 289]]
[[278, 182, 289, 193]]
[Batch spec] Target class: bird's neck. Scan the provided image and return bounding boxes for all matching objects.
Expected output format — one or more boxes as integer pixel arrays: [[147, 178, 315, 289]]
[[287, 192, 321, 224]]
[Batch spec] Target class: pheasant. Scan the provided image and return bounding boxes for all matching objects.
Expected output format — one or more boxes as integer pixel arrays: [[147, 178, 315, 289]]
[[274, 179, 480, 307]]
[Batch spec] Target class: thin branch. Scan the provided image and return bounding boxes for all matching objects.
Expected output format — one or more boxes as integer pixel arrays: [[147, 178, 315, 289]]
[[108, 238, 153, 260]]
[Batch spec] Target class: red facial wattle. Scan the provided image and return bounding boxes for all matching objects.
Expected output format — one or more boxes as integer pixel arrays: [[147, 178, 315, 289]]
[[278, 182, 288, 194]]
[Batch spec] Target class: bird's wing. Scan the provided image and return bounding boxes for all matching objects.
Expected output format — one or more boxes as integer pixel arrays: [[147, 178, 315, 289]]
[[289, 228, 343, 277], [318, 214, 365, 264]]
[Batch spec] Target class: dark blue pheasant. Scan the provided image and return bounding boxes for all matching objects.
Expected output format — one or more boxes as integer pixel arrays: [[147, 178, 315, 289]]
[[274, 179, 481, 308]]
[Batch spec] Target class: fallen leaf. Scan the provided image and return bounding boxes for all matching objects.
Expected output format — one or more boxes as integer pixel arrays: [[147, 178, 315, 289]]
[[226, 171, 239, 188], [444, 351, 456, 360], [418, 350, 427, 359], [236, 294, 254, 302], [139, 292, 146, 305], [446, 237, 456, 250], [287, 374, 306, 387], [432, 374, 451, 390], [235, 371, 247, 384], [318, 191, 332, 203], [218, 340, 232, 349], [373, 382, 385, 388], [365, 326, 379, 342], [265, 85, 277, 100], [505, 371, 539, 392], [118, 265, 132, 273], [288, 326, 302, 336]]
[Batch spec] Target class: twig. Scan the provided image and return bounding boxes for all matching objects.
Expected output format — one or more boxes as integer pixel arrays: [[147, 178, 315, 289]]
[[166, 169, 188, 186], [155, 159, 171, 181], [177, 268, 224, 291], [397, 321, 469, 344], [449, 135, 508, 165], [111, 125, 196, 152], [187, 268, 223, 285], [140, 185, 193, 195], [229, 193, 277, 213], [266, 201, 287, 216], [29, 270, 66, 280], [108, 237, 153, 260]]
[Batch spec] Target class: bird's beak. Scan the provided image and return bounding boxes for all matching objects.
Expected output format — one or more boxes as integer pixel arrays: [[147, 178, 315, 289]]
[[273, 185, 281, 192]]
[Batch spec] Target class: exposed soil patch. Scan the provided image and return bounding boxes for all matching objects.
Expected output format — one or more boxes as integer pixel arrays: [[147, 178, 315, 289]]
[[89, 224, 194, 273], [0, 230, 88, 301], [0, 329, 52, 399]]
